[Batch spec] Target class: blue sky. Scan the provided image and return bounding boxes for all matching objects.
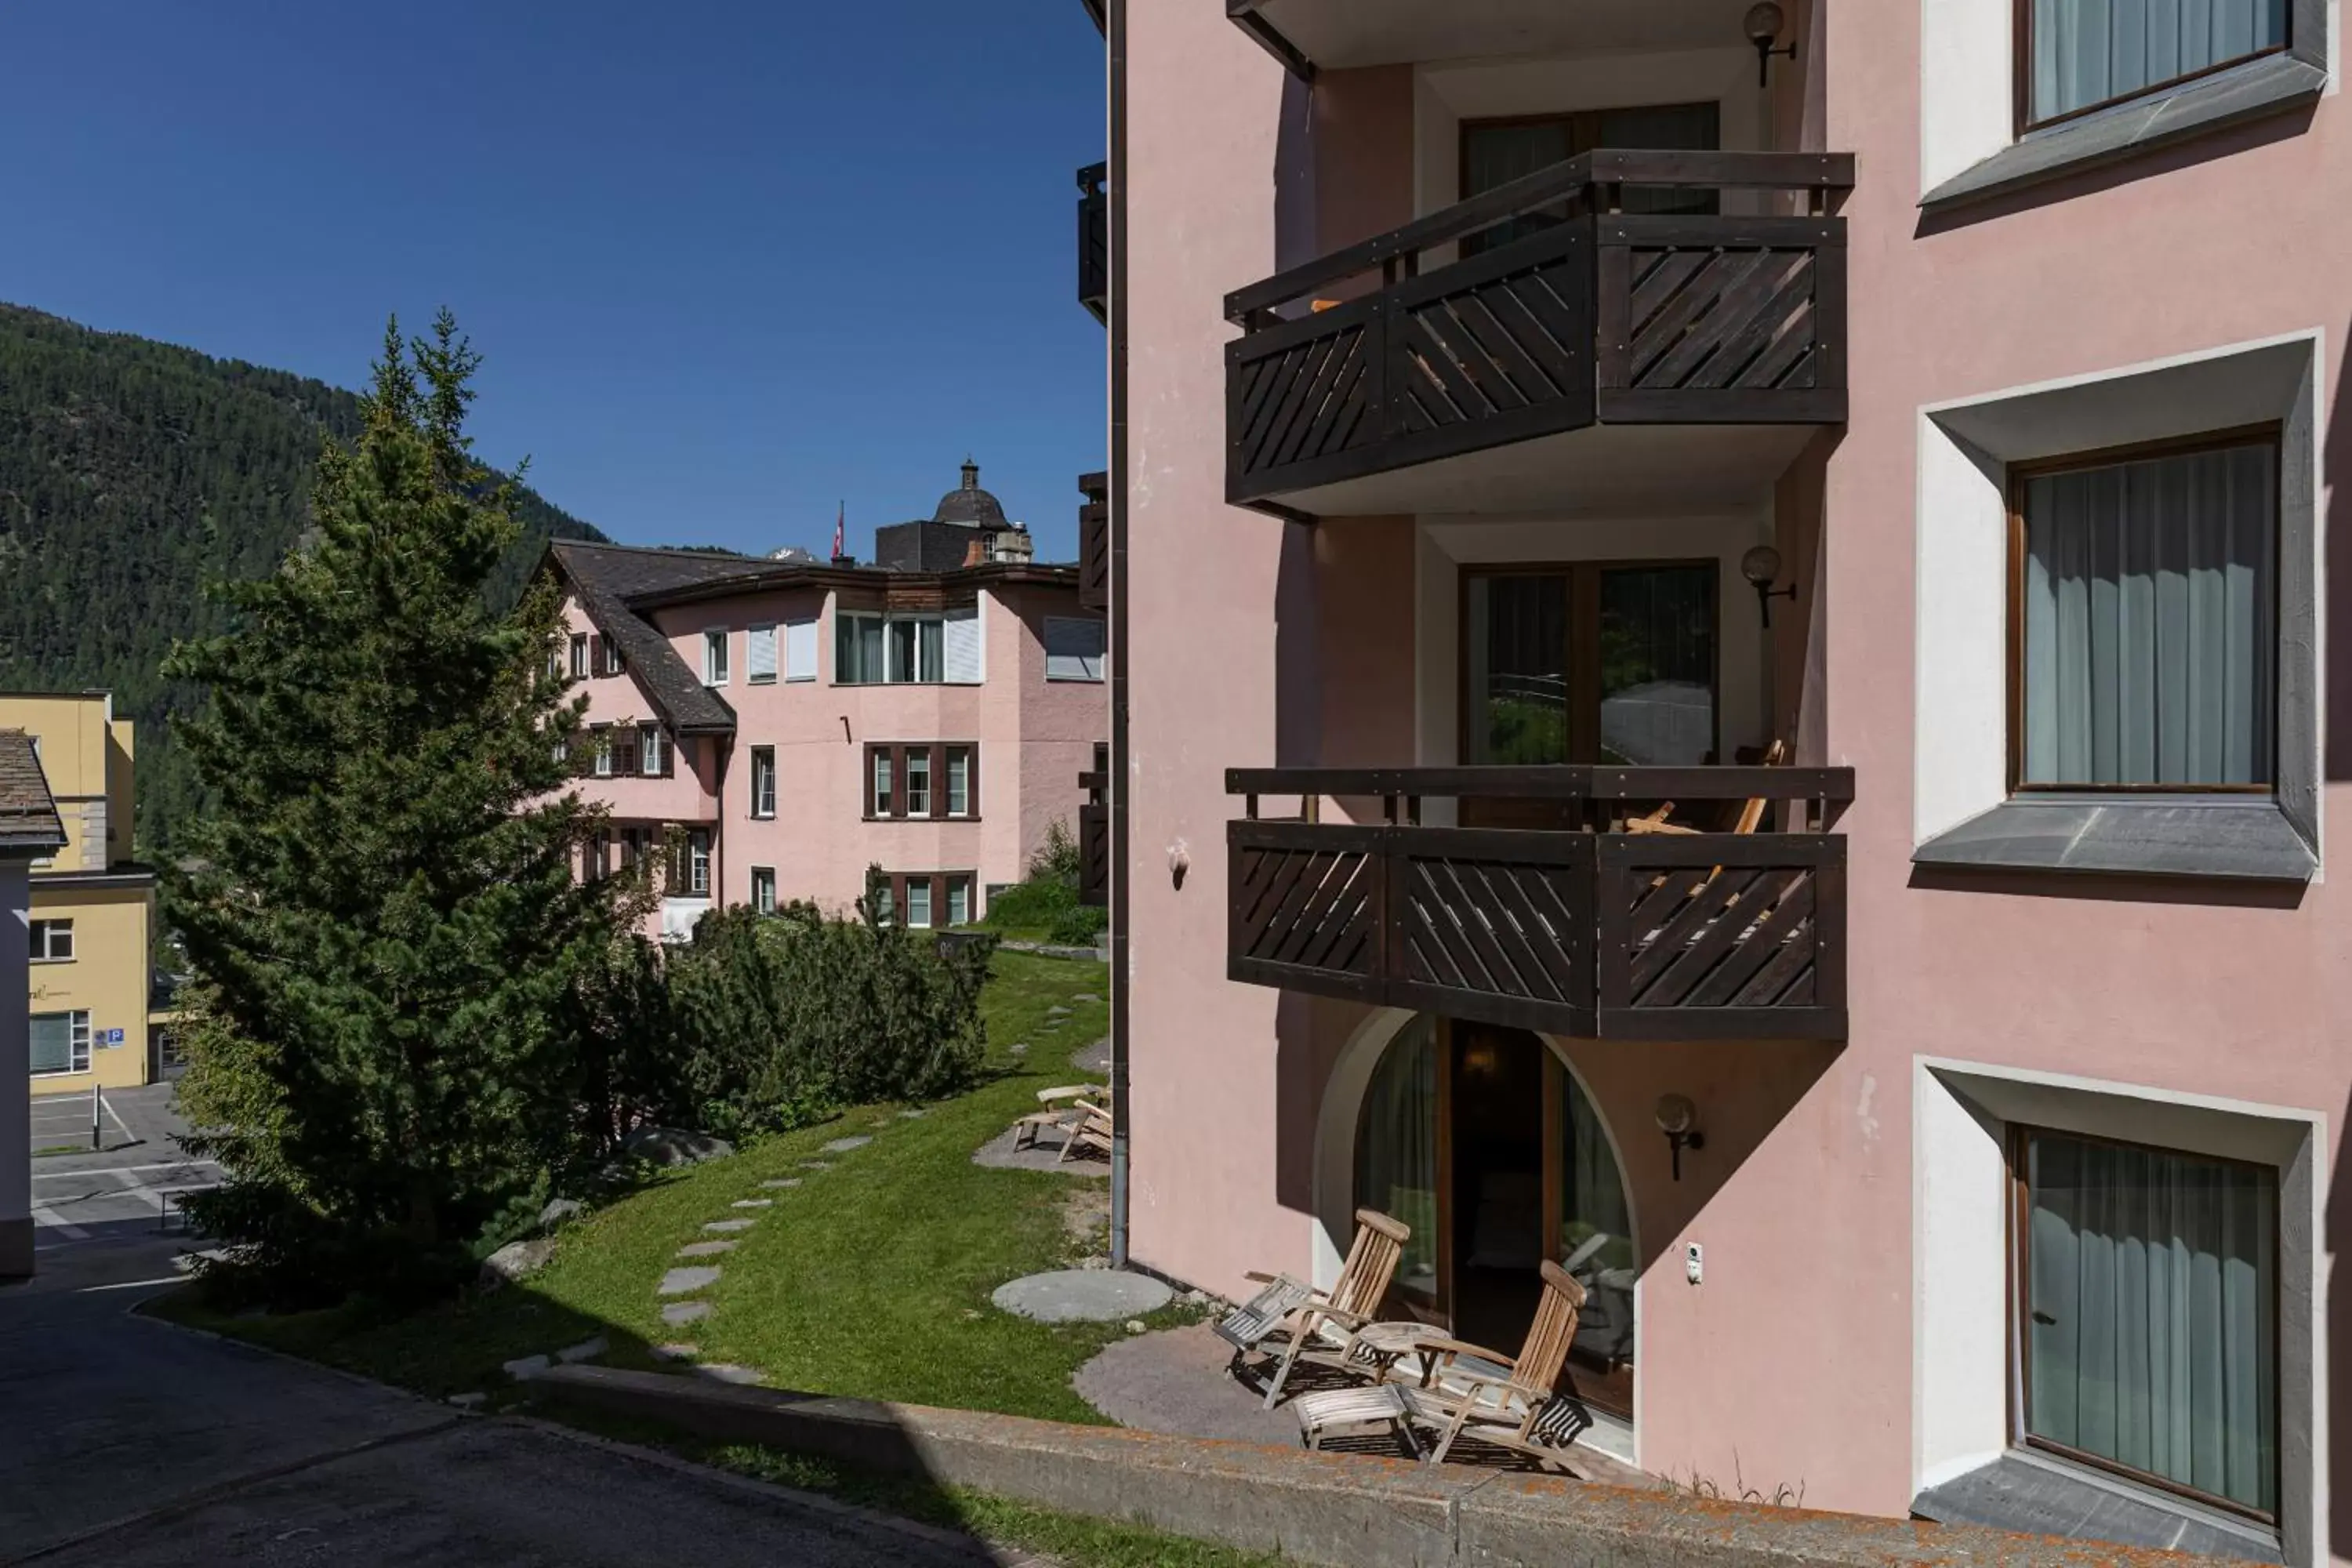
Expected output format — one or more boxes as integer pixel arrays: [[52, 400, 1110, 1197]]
[[0, 2, 1105, 561]]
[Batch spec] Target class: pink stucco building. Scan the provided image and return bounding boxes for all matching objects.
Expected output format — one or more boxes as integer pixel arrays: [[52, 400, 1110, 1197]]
[[1085, 0, 2345, 1559], [545, 463, 1106, 938]]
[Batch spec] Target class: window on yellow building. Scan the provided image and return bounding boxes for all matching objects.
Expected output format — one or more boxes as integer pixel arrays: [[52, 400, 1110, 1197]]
[[31, 1011, 90, 1076], [29, 920, 73, 962]]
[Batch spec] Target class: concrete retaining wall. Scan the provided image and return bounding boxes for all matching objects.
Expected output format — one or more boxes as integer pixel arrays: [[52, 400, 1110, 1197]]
[[535, 1367, 2209, 1566]]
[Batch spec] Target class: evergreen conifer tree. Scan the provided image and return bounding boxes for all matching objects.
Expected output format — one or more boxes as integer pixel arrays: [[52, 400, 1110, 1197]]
[[165, 313, 627, 1302]]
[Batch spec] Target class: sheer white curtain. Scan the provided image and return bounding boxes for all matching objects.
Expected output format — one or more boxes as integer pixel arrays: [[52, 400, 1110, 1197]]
[[2031, 0, 2288, 122], [1356, 1018, 1439, 1301], [2026, 1131, 2278, 1515], [2020, 441, 2276, 787]]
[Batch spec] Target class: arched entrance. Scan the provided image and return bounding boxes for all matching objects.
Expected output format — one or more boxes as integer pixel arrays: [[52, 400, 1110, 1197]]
[[1347, 1015, 1636, 1422]]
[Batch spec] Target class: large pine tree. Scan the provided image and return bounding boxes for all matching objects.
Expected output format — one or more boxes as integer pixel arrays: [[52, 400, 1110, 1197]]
[[166, 314, 628, 1301]]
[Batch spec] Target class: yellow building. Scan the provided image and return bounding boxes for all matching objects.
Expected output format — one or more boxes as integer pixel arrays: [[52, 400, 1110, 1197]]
[[0, 693, 159, 1097]]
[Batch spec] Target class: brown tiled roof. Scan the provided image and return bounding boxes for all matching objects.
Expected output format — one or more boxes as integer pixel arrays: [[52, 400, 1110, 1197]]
[[0, 730, 65, 855]]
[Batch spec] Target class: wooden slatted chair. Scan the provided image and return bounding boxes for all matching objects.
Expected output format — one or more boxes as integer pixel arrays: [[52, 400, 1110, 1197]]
[[1012, 1084, 1103, 1152], [1397, 1260, 1594, 1473], [1221, 1208, 1411, 1410], [1624, 739, 1787, 837], [1055, 1096, 1113, 1165]]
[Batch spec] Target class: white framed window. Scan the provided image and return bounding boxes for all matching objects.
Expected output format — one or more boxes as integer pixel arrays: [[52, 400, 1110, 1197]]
[[835, 610, 978, 684], [946, 747, 972, 817], [873, 881, 895, 926], [593, 727, 614, 778], [671, 828, 712, 897], [905, 752, 931, 816], [904, 878, 932, 929], [750, 746, 776, 818], [703, 628, 731, 687], [30, 919, 74, 962], [747, 625, 779, 685], [1044, 616, 1106, 681], [784, 617, 820, 681], [946, 875, 971, 927], [639, 724, 667, 778], [30, 1011, 90, 1076], [751, 866, 777, 914], [871, 751, 893, 817], [568, 633, 590, 679], [595, 634, 624, 677], [586, 830, 609, 881]]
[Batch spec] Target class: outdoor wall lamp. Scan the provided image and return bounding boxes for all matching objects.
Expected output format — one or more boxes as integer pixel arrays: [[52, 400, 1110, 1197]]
[[1655, 1094, 1705, 1181], [1740, 544, 1797, 629], [1744, 2, 1797, 87]]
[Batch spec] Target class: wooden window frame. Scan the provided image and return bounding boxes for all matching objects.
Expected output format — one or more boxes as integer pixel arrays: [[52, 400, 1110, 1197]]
[[669, 827, 713, 898], [863, 742, 981, 822], [2004, 424, 2283, 797], [2013, 0, 2292, 137], [880, 870, 975, 931], [2005, 1121, 2282, 1524], [1456, 559, 1725, 769], [29, 919, 74, 963], [568, 633, 590, 680], [750, 746, 777, 819]]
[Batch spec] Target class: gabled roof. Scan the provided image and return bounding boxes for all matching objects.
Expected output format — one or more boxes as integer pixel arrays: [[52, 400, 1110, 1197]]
[[0, 730, 66, 858], [545, 543, 755, 735]]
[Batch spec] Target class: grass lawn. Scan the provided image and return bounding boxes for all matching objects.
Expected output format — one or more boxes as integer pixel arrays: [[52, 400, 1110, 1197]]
[[149, 950, 1167, 1422]]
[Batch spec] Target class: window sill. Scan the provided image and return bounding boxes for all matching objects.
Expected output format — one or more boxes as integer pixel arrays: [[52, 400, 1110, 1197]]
[[1913, 795, 2316, 882], [30, 957, 74, 965], [747, 677, 777, 687], [862, 815, 984, 825], [1920, 50, 2326, 213], [1913, 1451, 2281, 1563]]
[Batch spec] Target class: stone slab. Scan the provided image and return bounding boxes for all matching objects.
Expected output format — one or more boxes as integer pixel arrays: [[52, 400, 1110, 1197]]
[[694, 1364, 765, 1386], [556, 1336, 610, 1366], [1072, 1037, 1109, 1075], [1073, 1323, 1298, 1447], [730, 1199, 773, 1208], [991, 1269, 1171, 1324], [971, 1123, 1110, 1176], [759, 1178, 802, 1190], [821, 1136, 873, 1154], [661, 1302, 713, 1327], [502, 1354, 552, 1381], [658, 1267, 721, 1297], [676, 1240, 736, 1258], [702, 1218, 756, 1233]]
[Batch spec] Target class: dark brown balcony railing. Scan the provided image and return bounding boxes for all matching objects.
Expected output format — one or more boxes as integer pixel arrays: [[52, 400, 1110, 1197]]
[[1079, 756, 1109, 909], [1225, 151, 1852, 511], [1078, 470, 1109, 612], [1227, 765, 1852, 1041], [1078, 162, 1108, 323]]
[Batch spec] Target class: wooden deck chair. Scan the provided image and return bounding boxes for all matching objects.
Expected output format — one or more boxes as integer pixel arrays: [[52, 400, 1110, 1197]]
[[1624, 739, 1787, 837], [1012, 1084, 1104, 1152], [1398, 1260, 1593, 1474], [1244, 1208, 1410, 1409], [1055, 1097, 1113, 1165]]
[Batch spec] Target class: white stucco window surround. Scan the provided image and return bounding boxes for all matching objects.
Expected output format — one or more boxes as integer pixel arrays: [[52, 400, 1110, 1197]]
[[1911, 332, 2322, 882], [1911, 1059, 2325, 1565], [1919, 0, 2335, 212]]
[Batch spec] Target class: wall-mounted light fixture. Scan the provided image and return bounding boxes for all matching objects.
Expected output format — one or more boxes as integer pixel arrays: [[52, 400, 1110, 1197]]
[[1740, 544, 1797, 629], [1744, 2, 1797, 88], [1655, 1094, 1705, 1181]]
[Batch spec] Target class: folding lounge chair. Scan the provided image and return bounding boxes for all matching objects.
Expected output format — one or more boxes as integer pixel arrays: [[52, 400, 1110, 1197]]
[[1214, 1207, 1410, 1410]]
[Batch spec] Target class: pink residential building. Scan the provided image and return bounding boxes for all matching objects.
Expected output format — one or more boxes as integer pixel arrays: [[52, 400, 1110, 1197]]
[[1083, 0, 2344, 1560], [544, 462, 1106, 938]]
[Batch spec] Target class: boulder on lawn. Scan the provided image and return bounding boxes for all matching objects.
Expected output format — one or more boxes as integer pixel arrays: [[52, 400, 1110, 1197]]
[[538, 1197, 586, 1231], [478, 1236, 558, 1290], [619, 1125, 736, 1169]]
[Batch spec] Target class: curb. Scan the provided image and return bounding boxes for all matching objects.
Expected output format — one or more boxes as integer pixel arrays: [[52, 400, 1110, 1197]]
[[532, 1366, 2213, 1567]]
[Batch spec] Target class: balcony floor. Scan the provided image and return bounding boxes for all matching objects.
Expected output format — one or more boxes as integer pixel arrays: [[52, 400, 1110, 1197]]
[[1258, 418, 1823, 519]]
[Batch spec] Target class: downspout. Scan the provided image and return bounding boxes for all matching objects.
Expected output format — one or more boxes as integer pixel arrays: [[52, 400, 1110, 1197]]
[[1106, 0, 1132, 1270]]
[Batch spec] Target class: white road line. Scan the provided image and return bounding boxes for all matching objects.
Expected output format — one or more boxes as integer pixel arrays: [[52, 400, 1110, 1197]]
[[31, 1160, 220, 1183], [30, 1206, 89, 1239]]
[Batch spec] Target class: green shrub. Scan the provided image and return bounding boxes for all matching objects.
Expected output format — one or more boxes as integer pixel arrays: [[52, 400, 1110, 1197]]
[[1047, 905, 1107, 947], [980, 876, 1080, 933]]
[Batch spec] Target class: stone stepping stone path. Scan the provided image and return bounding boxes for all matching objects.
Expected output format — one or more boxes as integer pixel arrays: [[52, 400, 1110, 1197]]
[[760, 1178, 802, 1190], [898, 1109, 927, 1120], [1046, 1004, 1072, 1018], [662, 1301, 712, 1326], [702, 1218, 757, 1234], [659, 1266, 722, 1297], [677, 1240, 735, 1258], [799, 1161, 833, 1172], [731, 1198, 772, 1209], [655, 1342, 698, 1361], [822, 1135, 872, 1153], [1072, 993, 1102, 1003], [695, 1363, 764, 1385], [993, 1269, 1173, 1324]]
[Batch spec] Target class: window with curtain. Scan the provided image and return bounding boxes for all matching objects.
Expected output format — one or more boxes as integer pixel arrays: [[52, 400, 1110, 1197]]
[[2019, 1128, 2278, 1518], [837, 612, 949, 684], [1460, 102, 1721, 258], [2016, 435, 2278, 789], [751, 866, 776, 914], [750, 746, 776, 818], [1355, 1017, 1440, 1304], [2026, 0, 2288, 129], [30, 1011, 90, 1076]]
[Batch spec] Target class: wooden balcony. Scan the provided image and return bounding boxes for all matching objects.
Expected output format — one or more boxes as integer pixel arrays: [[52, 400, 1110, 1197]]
[[1226, 766, 1852, 1041], [1078, 162, 1108, 324], [1079, 759, 1109, 909], [1078, 470, 1108, 612], [1225, 151, 1850, 517]]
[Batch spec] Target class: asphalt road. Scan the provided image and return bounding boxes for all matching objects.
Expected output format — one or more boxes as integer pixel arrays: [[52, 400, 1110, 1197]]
[[1, 1152, 1014, 1566]]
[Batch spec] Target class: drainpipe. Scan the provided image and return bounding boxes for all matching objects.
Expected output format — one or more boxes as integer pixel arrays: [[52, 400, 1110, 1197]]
[[1106, 0, 1132, 1270]]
